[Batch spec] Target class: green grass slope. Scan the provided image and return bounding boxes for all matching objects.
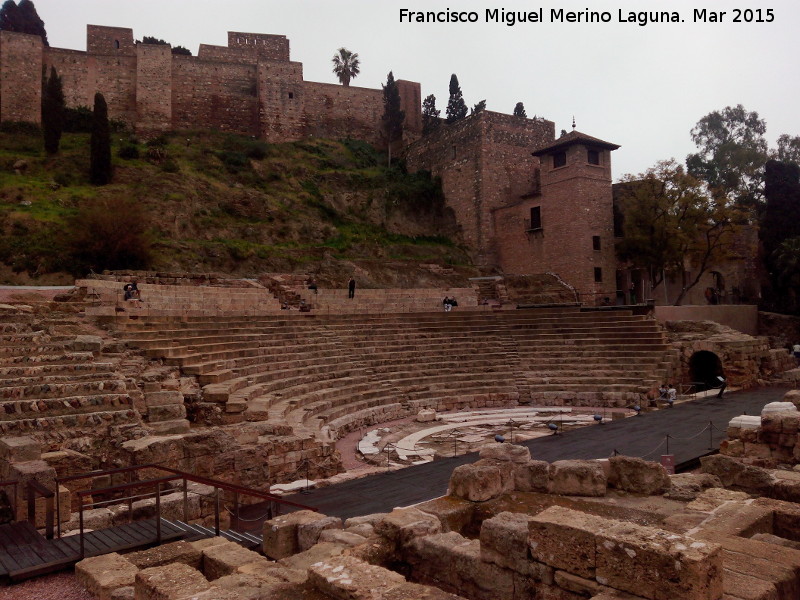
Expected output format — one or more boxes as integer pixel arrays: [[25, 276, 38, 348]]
[[0, 127, 474, 286]]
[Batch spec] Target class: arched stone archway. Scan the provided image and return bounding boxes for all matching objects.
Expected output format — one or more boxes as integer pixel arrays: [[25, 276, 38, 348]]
[[689, 350, 724, 391]]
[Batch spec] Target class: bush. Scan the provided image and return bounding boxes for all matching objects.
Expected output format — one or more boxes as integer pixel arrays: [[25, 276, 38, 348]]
[[63, 106, 93, 133], [245, 142, 269, 160], [217, 150, 248, 170], [117, 144, 140, 160], [0, 121, 41, 135], [160, 159, 179, 173], [66, 197, 152, 274]]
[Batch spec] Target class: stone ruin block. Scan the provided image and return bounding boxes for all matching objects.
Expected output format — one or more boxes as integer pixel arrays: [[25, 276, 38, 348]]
[[607, 456, 670, 496], [213, 572, 286, 597], [75, 553, 139, 600], [374, 507, 442, 551], [480, 511, 552, 582], [595, 521, 722, 600], [548, 460, 607, 496], [201, 538, 263, 580], [478, 442, 531, 463], [126, 540, 202, 571], [529, 505, 610, 580], [415, 496, 475, 533], [0, 436, 41, 467], [407, 531, 515, 600], [319, 529, 368, 547], [308, 555, 406, 600], [381, 581, 469, 600], [135, 562, 211, 600], [298, 514, 343, 551], [448, 461, 509, 502], [262, 509, 324, 559], [278, 541, 347, 574], [7, 459, 57, 522], [513, 459, 550, 492]]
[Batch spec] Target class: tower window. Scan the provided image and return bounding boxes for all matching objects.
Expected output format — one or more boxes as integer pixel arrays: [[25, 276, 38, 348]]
[[114, 40, 120, 49], [553, 151, 567, 168], [588, 149, 600, 165], [288, 92, 294, 99], [594, 267, 603, 283], [592, 236, 601, 251], [528, 206, 542, 230], [452, 145, 457, 160]]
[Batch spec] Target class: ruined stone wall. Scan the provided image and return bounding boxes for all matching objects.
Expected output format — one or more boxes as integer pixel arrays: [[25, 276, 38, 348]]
[[171, 56, 259, 135], [529, 143, 617, 300], [136, 44, 172, 134], [0, 31, 42, 123], [227, 31, 290, 61], [407, 112, 554, 266]]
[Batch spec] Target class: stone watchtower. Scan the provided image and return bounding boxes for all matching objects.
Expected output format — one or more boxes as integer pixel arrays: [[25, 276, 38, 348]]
[[528, 131, 620, 302]]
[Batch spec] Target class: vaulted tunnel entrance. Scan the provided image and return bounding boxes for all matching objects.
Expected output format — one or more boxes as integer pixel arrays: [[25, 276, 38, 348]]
[[689, 350, 724, 392]]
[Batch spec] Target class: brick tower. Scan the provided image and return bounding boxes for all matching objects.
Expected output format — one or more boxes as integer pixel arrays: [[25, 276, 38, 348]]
[[527, 131, 620, 303]]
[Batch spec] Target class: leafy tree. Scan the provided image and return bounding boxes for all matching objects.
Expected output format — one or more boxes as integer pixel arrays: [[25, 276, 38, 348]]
[[172, 46, 191, 56], [686, 104, 768, 208], [513, 102, 527, 118], [445, 74, 467, 124], [381, 71, 405, 166], [421, 94, 440, 135], [616, 159, 746, 305], [771, 236, 800, 312], [41, 66, 64, 154], [774, 134, 800, 165], [90, 93, 112, 185], [762, 159, 800, 311], [17, 0, 47, 44], [331, 47, 360, 87], [470, 99, 486, 115], [0, 0, 22, 32], [141, 35, 169, 45]]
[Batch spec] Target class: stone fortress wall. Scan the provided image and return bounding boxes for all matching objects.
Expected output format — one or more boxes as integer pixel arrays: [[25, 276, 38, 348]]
[[0, 26, 423, 146]]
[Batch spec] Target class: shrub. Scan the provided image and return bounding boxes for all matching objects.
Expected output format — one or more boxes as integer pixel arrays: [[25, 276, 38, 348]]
[[63, 106, 93, 133], [160, 159, 179, 173], [66, 197, 152, 274], [0, 121, 41, 135], [117, 144, 140, 160]]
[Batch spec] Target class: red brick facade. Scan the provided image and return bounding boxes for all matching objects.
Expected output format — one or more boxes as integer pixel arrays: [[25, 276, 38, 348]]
[[0, 25, 422, 144]]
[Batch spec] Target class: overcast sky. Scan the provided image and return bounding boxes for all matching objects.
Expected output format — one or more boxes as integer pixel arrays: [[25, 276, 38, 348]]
[[31, 0, 800, 179]]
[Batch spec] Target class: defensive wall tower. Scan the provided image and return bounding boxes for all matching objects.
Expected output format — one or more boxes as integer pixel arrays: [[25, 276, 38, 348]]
[[0, 25, 422, 144]]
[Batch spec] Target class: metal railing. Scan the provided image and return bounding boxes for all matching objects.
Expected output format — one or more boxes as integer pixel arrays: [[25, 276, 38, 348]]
[[55, 464, 318, 557]]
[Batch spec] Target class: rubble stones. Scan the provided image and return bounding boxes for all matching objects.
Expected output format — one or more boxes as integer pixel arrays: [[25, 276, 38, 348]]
[[448, 462, 507, 501], [374, 507, 442, 549], [298, 515, 343, 551], [478, 442, 530, 463], [308, 555, 406, 600], [201, 539, 263, 580], [126, 540, 202, 571], [263, 510, 326, 559]]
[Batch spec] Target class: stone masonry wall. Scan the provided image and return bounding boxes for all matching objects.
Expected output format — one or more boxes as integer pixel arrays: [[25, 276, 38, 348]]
[[258, 59, 305, 141], [301, 81, 384, 146], [0, 31, 43, 123], [46, 48, 91, 108], [136, 44, 172, 134], [407, 112, 554, 266]]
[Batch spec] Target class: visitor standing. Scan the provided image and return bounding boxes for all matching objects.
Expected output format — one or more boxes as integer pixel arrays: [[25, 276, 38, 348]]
[[793, 342, 800, 364], [348, 277, 356, 299]]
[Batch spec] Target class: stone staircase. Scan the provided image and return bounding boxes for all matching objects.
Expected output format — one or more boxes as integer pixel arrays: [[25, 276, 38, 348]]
[[0, 310, 142, 448], [113, 306, 676, 445]]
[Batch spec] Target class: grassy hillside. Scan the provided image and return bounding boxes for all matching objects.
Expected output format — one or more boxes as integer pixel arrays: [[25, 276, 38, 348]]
[[0, 126, 474, 286]]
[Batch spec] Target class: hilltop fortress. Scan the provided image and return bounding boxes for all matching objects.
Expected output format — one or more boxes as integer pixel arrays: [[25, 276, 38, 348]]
[[1, 24, 741, 304]]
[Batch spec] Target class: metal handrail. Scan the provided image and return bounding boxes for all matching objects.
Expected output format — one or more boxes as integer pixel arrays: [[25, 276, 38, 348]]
[[57, 464, 318, 547], [26, 480, 55, 540]]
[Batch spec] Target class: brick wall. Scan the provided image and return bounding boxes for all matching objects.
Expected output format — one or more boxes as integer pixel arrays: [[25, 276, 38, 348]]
[[136, 44, 172, 134], [301, 81, 384, 145], [87, 25, 135, 56], [529, 143, 617, 300], [171, 56, 259, 135], [227, 31, 289, 61], [259, 59, 305, 141], [0, 31, 42, 123], [89, 53, 137, 125]]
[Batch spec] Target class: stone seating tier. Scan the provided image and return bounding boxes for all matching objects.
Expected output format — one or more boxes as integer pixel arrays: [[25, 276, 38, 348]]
[[115, 307, 675, 443], [0, 313, 142, 446]]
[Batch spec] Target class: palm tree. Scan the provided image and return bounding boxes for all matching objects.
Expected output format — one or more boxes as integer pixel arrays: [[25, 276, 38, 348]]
[[331, 47, 360, 87]]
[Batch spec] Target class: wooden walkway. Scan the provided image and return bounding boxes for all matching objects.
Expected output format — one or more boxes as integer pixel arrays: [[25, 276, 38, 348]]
[[0, 518, 186, 582], [283, 386, 792, 520]]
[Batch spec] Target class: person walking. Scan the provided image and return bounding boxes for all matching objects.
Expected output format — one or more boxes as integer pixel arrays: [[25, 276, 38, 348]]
[[348, 277, 356, 299]]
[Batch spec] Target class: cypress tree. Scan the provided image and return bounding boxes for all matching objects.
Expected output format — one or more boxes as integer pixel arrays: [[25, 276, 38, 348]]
[[381, 71, 405, 165], [41, 66, 64, 154], [0, 0, 23, 33], [90, 93, 112, 185], [445, 74, 468, 124], [17, 0, 47, 45], [422, 94, 440, 135]]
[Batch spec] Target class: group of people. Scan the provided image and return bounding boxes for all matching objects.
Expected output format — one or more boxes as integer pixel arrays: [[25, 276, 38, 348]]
[[123, 280, 142, 305], [657, 384, 678, 406], [442, 296, 458, 312]]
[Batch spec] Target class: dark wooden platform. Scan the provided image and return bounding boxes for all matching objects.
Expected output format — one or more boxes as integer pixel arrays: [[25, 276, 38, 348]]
[[0, 518, 187, 582]]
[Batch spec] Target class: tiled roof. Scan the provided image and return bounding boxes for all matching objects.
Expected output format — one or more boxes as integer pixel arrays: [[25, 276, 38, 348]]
[[532, 130, 620, 156]]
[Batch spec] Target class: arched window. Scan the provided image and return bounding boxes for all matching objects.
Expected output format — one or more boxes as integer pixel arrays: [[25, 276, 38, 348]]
[[114, 40, 120, 49]]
